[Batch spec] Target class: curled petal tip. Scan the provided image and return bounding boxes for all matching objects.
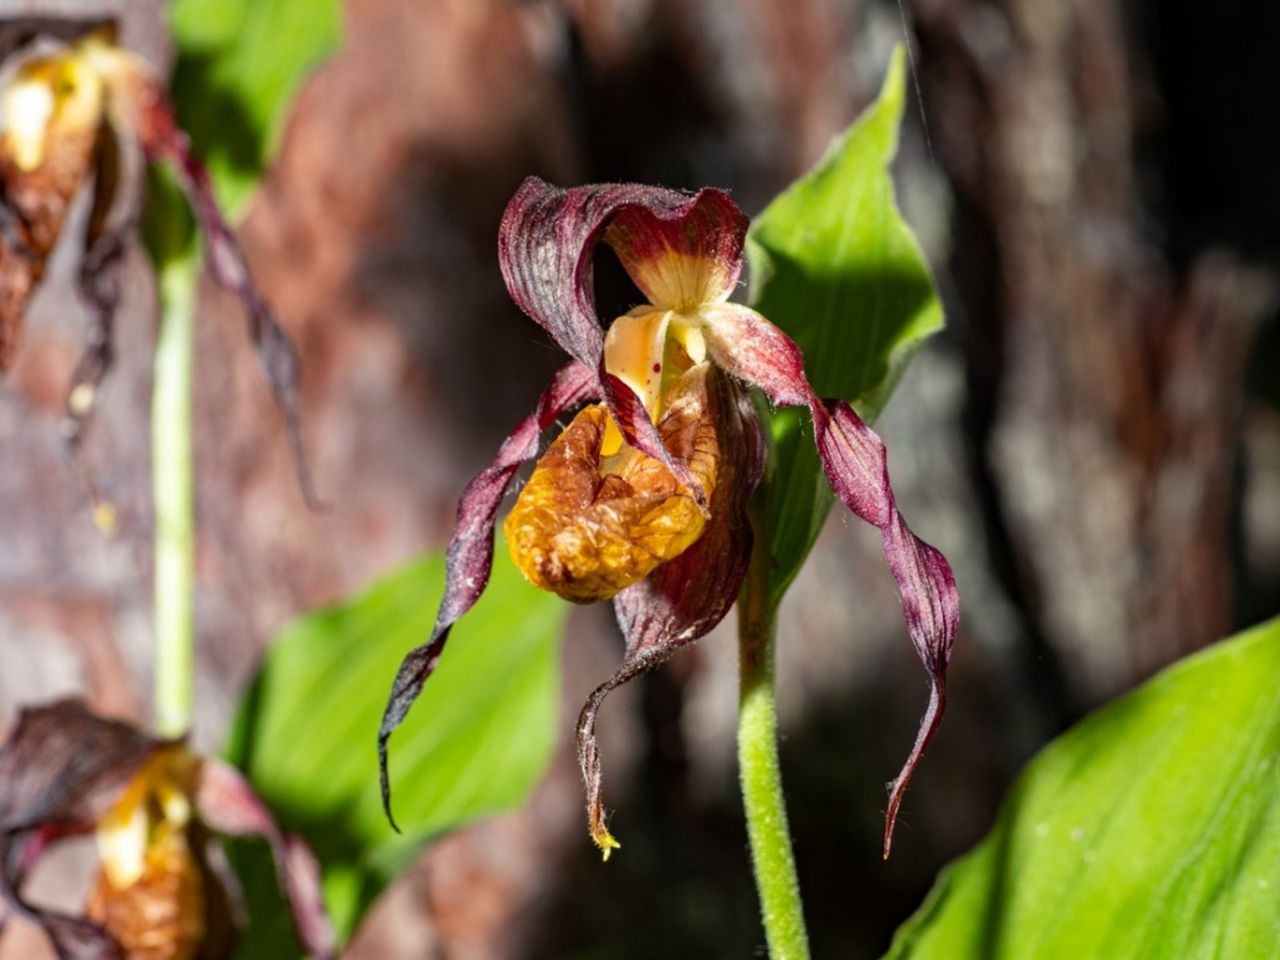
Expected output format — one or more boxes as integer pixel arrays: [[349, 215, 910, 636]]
[[593, 828, 621, 862], [377, 730, 403, 834]]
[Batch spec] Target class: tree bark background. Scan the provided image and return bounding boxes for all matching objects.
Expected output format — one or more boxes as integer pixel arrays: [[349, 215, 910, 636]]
[[0, 0, 1276, 957]]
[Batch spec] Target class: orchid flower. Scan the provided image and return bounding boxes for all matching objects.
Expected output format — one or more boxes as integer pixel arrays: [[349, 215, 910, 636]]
[[0, 23, 316, 505], [379, 178, 958, 859], [0, 700, 335, 959]]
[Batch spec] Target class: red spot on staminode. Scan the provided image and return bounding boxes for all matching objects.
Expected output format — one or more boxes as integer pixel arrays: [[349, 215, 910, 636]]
[[652, 363, 661, 373]]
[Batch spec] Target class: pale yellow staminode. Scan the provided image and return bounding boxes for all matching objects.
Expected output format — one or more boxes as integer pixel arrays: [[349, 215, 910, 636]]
[[1, 77, 55, 171], [95, 749, 196, 890], [600, 305, 708, 457], [1, 49, 105, 171], [0, 30, 147, 173]]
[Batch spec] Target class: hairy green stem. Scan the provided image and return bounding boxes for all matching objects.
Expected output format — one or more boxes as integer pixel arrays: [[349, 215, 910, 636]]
[[738, 504, 810, 959], [152, 254, 197, 737]]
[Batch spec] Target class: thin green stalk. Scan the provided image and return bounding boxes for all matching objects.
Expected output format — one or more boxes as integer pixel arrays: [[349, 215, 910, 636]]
[[152, 254, 198, 737], [738, 502, 810, 959]]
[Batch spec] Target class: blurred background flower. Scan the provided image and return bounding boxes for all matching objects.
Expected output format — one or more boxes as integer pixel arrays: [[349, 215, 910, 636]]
[[1, 0, 1276, 957]]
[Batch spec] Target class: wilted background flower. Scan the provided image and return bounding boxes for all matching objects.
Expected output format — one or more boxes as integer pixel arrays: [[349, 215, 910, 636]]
[[0, 19, 314, 511], [0, 699, 334, 959]]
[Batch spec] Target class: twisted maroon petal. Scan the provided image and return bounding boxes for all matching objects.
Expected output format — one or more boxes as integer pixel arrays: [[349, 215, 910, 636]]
[[196, 759, 336, 959], [497, 178, 748, 508], [702, 304, 959, 857], [379, 359, 599, 827], [577, 371, 765, 854]]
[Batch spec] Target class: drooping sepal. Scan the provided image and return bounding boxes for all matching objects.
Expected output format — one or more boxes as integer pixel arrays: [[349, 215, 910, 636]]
[[379, 359, 599, 827], [196, 759, 336, 959], [816, 399, 957, 857], [576, 370, 764, 856], [701, 303, 958, 856], [127, 73, 323, 510]]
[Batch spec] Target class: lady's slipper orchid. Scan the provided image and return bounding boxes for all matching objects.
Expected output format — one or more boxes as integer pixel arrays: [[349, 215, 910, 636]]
[[0, 699, 335, 959], [379, 178, 958, 859], [0, 22, 315, 503]]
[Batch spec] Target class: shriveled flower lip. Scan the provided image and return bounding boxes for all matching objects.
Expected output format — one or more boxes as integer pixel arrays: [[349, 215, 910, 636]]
[[503, 360, 724, 603], [0, 22, 318, 507], [380, 177, 958, 860], [0, 699, 335, 959]]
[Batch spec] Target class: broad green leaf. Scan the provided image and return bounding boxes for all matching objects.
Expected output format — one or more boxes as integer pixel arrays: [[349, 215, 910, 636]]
[[886, 616, 1280, 960], [746, 46, 944, 602], [168, 0, 340, 219], [223, 543, 567, 955]]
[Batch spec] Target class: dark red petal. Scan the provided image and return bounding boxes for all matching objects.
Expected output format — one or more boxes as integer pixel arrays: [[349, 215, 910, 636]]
[[378, 359, 599, 827], [703, 304, 959, 857], [196, 759, 336, 959], [498, 178, 747, 509], [0, 700, 161, 832], [132, 84, 322, 510], [578, 371, 764, 854], [700, 304, 810, 407], [603, 189, 747, 308], [818, 401, 957, 858], [0, 700, 165, 960], [498, 177, 746, 365]]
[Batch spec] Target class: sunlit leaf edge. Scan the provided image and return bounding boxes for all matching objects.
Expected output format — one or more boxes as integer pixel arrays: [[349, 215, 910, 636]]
[[884, 615, 1280, 960], [223, 542, 567, 952]]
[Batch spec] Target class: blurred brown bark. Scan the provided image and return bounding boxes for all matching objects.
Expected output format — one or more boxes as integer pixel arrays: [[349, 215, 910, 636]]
[[912, 0, 1270, 704]]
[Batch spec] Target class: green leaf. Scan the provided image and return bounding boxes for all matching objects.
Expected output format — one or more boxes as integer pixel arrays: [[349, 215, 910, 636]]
[[885, 616, 1280, 960], [223, 542, 567, 955], [746, 46, 944, 602], [167, 0, 341, 219]]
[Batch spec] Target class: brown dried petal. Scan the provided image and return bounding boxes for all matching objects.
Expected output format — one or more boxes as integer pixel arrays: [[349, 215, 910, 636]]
[[504, 363, 720, 602]]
